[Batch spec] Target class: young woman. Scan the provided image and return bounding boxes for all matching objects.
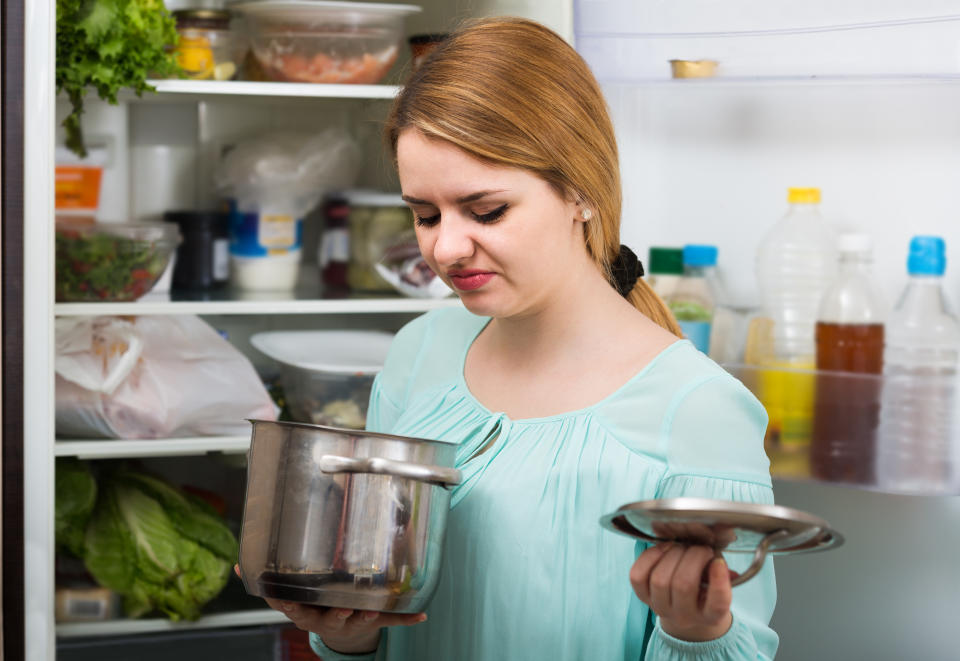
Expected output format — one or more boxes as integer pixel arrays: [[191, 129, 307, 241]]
[[265, 17, 778, 660]]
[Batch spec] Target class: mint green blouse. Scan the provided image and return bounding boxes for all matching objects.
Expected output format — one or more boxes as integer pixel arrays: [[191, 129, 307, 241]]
[[311, 307, 778, 660]]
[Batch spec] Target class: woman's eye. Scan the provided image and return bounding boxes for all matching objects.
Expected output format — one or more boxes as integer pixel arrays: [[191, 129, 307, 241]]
[[414, 213, 441, 227], [472, 203, 508, 224]]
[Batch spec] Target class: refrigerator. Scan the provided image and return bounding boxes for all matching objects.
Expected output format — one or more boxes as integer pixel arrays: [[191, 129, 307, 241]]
[[577, 1, 960, 659], [6, 0, 960, 659]]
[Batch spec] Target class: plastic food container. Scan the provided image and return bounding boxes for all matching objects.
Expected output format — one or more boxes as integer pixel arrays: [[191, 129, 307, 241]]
[[232, 1, 421, 84], [172, 9, 238, 81], [250, 330, 394, 429], [55, 220, 181, 302], [346, 191, 414, 293]]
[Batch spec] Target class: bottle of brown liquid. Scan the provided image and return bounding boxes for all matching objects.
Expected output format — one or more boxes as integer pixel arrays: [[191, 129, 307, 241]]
[[811, 234, 886, 484]]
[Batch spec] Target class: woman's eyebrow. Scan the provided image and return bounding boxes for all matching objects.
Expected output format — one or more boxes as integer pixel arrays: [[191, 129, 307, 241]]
[[401, 190, 507, 205]]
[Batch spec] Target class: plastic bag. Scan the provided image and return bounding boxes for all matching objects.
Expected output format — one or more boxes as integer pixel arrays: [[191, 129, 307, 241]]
[[55, 315, 276, 439]]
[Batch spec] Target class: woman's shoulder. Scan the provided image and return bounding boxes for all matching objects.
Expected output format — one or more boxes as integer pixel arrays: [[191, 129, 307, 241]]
[[377, 306, 486, 400], [594, 341, 771, 483]]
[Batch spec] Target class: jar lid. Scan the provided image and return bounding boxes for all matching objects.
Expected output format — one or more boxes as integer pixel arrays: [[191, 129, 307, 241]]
[[342, 190, 404, 207], [173, 9, 231, 28]]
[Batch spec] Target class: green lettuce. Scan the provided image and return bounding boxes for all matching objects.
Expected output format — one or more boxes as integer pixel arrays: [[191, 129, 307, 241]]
[[55, 459, 99, 558], [82, 469, 237, 621]]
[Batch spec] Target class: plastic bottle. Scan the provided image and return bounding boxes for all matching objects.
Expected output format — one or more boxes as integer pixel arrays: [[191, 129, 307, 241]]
[[754, 187, 837, 477], [876, 236, 960, 493], [811, 233, 885, 485], [668, 245, 719, 354], [647, 247, 684, 301]]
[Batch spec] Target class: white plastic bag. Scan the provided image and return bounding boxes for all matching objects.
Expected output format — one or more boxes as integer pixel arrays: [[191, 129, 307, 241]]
[[55, 315, 276, 439]]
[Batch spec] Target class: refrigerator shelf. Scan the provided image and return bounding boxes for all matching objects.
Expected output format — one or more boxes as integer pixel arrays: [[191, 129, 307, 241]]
[[54, 294, 461, 317], [130, 79, 400, 101], [55, 609, 289, 639], [54, 436, 250, 459]]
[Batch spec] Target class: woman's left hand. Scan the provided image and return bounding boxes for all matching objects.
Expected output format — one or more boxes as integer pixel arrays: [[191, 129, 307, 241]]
[[629, 543, 735, 642]]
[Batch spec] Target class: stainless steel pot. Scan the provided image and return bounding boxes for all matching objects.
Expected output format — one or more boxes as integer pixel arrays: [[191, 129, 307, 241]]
[[238, 419, 462, 613]]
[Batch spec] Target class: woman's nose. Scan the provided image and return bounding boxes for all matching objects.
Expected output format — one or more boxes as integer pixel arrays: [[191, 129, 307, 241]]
[[432, 215, 475, 266]]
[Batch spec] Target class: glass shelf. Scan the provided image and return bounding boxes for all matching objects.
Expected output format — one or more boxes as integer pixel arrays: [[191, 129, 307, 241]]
[[132, 79, 400, 100], [55, 609, 287, 638], [724, 364, 960, 497]]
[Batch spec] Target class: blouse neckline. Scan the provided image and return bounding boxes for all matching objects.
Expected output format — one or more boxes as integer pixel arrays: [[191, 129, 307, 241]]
[[455, 315, 690, 425]]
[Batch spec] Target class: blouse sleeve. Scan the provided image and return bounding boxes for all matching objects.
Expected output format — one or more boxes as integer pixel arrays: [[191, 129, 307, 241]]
[[644, 374, 780, 661], [309, 633, 386, 661]]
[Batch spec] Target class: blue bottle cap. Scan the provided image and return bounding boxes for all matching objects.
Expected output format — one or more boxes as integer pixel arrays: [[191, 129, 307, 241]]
[[907, 236, 946, 276], [683, 244, 718, 267]]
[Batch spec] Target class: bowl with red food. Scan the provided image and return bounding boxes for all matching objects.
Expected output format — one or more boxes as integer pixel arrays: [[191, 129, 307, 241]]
[[55, 220, 181, 302], [233, 1, 421, 84]]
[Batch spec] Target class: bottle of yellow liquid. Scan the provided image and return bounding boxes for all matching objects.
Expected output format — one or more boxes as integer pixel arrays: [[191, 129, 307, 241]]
[[753, 188, 837, 477]]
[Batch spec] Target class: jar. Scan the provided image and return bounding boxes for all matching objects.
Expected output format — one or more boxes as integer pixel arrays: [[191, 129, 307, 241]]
[[319, 195, 350, 295], [172, 9, 237, 81], [345, 191, 414, 293], [165, 210, 230, 291]]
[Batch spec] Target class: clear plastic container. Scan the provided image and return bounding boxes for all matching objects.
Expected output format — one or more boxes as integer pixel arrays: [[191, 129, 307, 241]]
[[668, 244, 719, 354], [232, 1, 421, 84], [876, 236, 960, 493], [54, 220, 181, 302], [812, 233, 886, 485], [345, 190, 414, 293], [753, 187, 836, 475], [250, 330, 394, 429]]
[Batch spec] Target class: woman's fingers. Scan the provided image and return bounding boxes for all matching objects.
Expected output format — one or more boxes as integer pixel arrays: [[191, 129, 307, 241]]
[[668, 546, 715, 614], [629, 543, 672, 603], [701, 557, 733, 624], [646, 544, 685, 614]]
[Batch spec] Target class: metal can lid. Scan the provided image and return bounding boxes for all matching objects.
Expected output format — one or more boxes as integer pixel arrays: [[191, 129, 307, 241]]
[[173, 9, 231, 28]]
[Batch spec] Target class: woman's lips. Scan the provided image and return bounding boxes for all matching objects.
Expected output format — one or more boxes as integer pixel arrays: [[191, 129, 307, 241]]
[[448, 271, 495, 291]]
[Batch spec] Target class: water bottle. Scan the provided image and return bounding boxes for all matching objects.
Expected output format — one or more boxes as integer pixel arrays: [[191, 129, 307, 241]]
[[876, 236, 960, 493], [668, 245, 719, 354], [647, 247, 684, 301], [754, 187, 837, 476], [811, 233, 885, 485]]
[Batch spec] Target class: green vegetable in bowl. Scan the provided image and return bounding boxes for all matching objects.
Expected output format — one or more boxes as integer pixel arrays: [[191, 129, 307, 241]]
[[55, 227, 170, 301], [56, 0, 180, 157]]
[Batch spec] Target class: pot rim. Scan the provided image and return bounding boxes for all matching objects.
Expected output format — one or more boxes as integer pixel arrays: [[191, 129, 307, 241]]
[[247, 418, 454, 449]]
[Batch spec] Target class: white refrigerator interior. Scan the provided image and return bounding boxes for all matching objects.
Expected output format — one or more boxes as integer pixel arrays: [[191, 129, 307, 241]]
[[578, 1, 960, 659]]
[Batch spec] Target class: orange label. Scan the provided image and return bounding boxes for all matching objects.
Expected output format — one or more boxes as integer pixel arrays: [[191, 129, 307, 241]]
[[55, 166, 103, 210]]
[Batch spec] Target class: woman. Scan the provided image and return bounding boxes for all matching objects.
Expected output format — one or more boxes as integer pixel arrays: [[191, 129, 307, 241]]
[[267, 17, 778, 660]]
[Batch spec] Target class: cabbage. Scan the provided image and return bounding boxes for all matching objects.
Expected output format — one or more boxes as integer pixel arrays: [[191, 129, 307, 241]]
[[55, 459, 98, 557], [80, 469, 238, 621]]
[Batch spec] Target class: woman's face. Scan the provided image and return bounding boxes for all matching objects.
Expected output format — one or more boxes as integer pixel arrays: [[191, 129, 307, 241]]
[[396, 129, 586, 318]]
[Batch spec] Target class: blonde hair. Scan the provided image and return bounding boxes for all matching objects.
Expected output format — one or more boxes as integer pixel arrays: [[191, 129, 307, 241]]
[[385, 17, 681, 336]]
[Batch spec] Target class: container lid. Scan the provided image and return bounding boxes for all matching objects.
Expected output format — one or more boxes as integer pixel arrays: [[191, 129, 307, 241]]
[[231, 1, 422, 22], [683, 244, 717, 267], [55, 219, 181, 244], [837, 232, 873, 254], [173, 9, 231, 23], [343, 190, 405, 207], [787, 187, 821, 204], [647, 247, 683, 275], [250, 330, 394, 374], [907, 235, 946, 276]]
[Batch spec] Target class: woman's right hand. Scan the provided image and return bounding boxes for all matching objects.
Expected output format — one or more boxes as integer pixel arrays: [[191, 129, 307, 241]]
[[235, 565, 426, 654], [263, 597, 427, 654]]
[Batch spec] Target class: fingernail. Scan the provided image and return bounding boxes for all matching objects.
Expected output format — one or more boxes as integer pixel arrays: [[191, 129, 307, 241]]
[[337, 609, 352, 619], [362, 612, 378, 622], [418, 613, 428, 623], [281, 602, 294, 612]]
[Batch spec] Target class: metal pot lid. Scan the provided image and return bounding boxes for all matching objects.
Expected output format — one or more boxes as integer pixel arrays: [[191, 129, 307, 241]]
[[600, 498, 843, 555]]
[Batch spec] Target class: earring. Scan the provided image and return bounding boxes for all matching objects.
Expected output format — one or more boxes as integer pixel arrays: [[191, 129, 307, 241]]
[[581, 208, 593, 220]]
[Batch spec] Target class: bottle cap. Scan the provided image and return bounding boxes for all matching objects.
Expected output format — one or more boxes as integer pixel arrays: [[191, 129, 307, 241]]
[[907, 235, 946, 276], [837, 232, 873, 254], [683, 244, 718, 267], [787, 187, 821, 204], [648, 247, 684, 275]]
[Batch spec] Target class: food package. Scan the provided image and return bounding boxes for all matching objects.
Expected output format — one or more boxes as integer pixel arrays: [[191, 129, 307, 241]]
[[374, 235, 452, 299], [55, 315, 276, 439]]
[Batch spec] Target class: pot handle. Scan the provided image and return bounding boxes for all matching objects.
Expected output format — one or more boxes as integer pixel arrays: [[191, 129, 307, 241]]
[[319, 454, 463, 487]]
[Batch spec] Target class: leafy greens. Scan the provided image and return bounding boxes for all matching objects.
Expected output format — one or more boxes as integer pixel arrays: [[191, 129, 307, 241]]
[[56, 0, 180, 157]]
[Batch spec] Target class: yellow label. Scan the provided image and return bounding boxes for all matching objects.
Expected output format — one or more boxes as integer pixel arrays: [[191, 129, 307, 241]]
[[258, 214, 296, 249]]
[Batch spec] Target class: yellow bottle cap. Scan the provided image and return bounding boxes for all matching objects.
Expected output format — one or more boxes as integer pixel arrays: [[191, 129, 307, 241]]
[[787, 187, 821, 204]]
